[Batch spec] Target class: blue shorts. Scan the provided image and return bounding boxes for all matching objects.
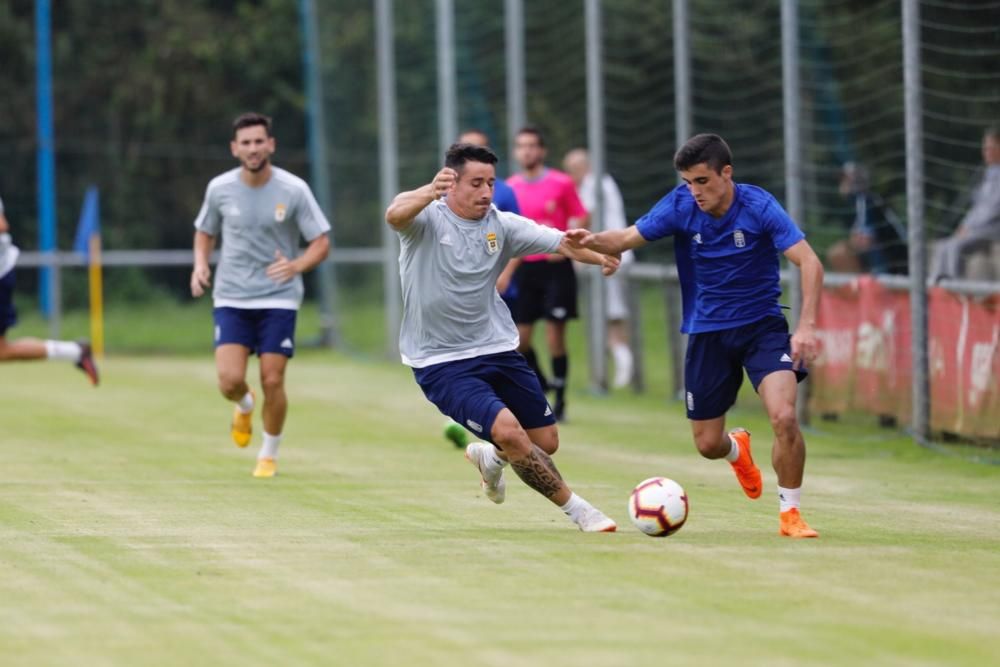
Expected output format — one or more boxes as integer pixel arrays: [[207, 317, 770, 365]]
[[213, 307, 297, 357], [0, 270, 17, 337], [413, 350, 556, 444], [684, 315, 807, 420]]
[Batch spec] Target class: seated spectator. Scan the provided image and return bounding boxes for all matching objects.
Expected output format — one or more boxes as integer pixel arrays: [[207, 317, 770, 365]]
[[826, 162, 907, 275], [929, 126, 1000, 283]]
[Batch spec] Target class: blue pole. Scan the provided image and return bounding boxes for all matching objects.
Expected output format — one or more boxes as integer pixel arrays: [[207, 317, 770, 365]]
[[36, 0, 56, 318]]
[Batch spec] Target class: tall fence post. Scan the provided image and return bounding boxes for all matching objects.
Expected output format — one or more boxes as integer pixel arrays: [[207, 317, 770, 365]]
[[902, 0, 929, 440], [782, 0, 807, 425], [300, 0, 339, 348], [376, 0, 401, 359], [36, 0, 59, 335], [436, 0, 457, 155], [666, 0, 691, 401], [585, 0, 608, 392], [504, 0, 525, 149]]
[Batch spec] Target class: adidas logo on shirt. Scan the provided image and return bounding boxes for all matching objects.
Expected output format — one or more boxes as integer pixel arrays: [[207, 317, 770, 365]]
[[440, 234, 454, 246], [280, 338, 294, 350]]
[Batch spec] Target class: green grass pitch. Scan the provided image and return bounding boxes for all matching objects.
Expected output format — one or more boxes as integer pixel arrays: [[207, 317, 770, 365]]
[[1, 349, 998, 666]]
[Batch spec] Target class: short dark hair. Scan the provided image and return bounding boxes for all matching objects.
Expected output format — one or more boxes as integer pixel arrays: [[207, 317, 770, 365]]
[[673, 133, 732, 173], [445, 143, 498, 172], [232, 112, 272, 138], [515, 125, 546, 148]]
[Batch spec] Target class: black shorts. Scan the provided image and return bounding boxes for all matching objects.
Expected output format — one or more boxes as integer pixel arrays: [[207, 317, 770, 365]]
[[0, 270, 17, 336], [512, 260, 578, 324]]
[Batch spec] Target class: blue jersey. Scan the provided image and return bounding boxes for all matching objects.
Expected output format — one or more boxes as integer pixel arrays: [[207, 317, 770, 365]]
[[636, 183, 804, 334], [493, 179, 521, 215]]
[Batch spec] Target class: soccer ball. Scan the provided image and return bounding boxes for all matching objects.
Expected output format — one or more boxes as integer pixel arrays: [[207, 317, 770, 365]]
[[628, 477, 689, 537]]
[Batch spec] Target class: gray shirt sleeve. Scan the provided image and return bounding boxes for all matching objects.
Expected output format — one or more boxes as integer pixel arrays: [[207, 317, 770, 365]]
[[293, 183, 331, 241], [501, 212, 563, 258], [193, 183, 221, 235], [397, 207, 430, 246]]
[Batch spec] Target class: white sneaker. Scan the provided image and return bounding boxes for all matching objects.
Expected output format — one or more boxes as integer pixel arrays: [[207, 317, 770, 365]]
[[575, 506, 617, 532], [464, 442, 506, 504]]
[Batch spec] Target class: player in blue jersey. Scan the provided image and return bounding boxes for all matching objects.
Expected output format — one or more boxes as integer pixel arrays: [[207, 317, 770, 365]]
[[568, 134, 823, 538]]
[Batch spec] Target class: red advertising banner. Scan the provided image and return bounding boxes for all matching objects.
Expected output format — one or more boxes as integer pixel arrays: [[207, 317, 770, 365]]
[[811, 278, 998, 439], [928, 288, 1000, 439], [810, 282, 860, 415], [852, 278, 912, 421]]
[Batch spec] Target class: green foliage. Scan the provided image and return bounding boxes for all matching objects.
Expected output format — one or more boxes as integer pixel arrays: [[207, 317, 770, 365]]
[[0, 1, 996, 263]]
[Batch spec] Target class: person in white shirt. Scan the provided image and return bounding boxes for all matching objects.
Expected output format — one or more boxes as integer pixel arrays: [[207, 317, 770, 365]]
[[0, 195, 99, 385], [563, 148, 635, 389]]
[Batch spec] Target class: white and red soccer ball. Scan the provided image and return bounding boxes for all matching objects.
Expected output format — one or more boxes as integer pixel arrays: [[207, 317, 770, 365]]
[[628, 477, 689, 537]]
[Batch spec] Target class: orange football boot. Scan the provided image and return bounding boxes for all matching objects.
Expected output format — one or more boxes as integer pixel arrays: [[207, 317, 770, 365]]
[[231, 389, 255, 448], [728, 428, 762, 499], [779, 508, 819, 538]]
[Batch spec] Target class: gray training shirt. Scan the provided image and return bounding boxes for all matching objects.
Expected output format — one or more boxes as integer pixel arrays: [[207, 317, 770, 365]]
[[194, 167, 330, 309], [396, 199, 563, 367]]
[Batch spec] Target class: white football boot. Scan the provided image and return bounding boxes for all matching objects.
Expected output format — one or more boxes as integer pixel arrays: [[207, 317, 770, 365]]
[[464, 442, 506, 504]]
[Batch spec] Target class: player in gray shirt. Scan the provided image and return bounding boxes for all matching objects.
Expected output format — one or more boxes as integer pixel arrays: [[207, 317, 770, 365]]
[[0, 195, 99, 384], [191, 112, 330, 478], [386, 142, 619, 532]]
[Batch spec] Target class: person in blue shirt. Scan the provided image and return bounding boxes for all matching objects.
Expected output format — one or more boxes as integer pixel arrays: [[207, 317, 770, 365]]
[[442, 129, 525, 449], [457, 129, 523, 312], [457, 130, 521, 215], [567, 134, 824, 538]]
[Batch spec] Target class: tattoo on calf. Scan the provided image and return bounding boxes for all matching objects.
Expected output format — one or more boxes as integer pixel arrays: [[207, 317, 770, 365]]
[[511, 447, 564, 498]]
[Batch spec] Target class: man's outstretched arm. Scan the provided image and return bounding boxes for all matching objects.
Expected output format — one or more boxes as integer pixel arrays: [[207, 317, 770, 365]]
[[385, 168, 457, 231]]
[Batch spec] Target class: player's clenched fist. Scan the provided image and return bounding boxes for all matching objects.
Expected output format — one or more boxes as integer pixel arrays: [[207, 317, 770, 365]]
[[432, 168, 458, 199]]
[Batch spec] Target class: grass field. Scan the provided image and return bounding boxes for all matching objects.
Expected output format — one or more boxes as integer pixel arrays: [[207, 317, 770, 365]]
[[1, 348, 998, 666]]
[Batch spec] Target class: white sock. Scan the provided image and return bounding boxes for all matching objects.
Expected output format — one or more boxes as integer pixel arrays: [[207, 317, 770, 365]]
[[611, 343, 633, 387], [560, 492, 590, 523], [45, 340, 82, 361], [485, 445, 508, 469], [236, 391, 255, 414], [259, 432, 282, 460], [724, 435, 740, 462], [778, 486, 801, 513]]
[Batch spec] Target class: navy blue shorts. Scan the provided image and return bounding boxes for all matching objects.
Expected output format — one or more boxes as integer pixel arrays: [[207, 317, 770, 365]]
[[413, 350, 556, 444], [684, 315, 807, 420], [213, 307, 297, 357], [0, 270, 17, 337]]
